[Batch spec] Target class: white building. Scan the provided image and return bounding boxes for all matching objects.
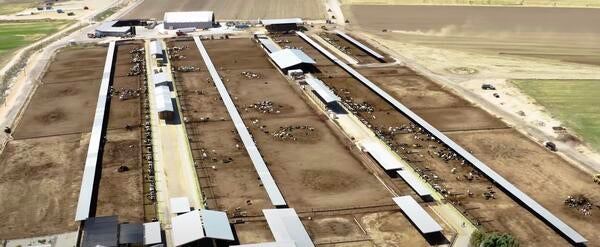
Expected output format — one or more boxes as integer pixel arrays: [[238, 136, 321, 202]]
[[164, 11, 215, 30]]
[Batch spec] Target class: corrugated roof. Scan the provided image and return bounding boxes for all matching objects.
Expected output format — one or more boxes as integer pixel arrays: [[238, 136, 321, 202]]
[[296, 30, 588, 245], [304, 76, 340, 103], [153, 72, 170, 85], [361, 141, 404, 171], [258, 37, 281, 53], [83, 216, 119, 247], [150, 40, 163, 56], [154, 85, 174, 113], [119, 223, 144, 244], [164, 11, 214, 23], [396, 170, 431, 197], [75, 41, 116, 221], [143, 222, 162, 245], [393, 196, 442, 234], [261, 18, 303, 25], [170, 197, 191, 214], [263, 209, 314, 247], [201, 210, 234, 240], [194, 36, 287, 207], [268, 49, 316, 69], [335, 31, 384, 60], [172, 210, 204, 246]]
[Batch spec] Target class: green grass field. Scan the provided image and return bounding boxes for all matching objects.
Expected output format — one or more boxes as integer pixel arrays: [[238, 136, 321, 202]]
[[0, 20, 73, 64], [512, 79, 600, 150], [0, 2, 37, 15]]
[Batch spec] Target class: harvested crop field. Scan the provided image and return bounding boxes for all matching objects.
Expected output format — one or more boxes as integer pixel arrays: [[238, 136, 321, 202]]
[[343, 5, 600, 66], [124, 0, 326, 20], [287, 33, 586, 245]]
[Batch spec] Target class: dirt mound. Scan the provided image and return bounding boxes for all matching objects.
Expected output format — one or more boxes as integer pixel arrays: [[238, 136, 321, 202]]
[[36, 109, 66, 123]]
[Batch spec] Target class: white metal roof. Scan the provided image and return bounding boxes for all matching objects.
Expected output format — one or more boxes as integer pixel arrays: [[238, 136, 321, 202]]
[[361, 141, 404, 171], [153, 72, 170, 85], [396, 170, 431, 197], [304, 76, 340, 103], [201, 210, 234, 240], [170, 197, 191, 214], [268, 49, 316, 69], [261, 18, 303, 26], [258, 37, 281, 53], [143, 222, 162, 245], [154, 85, 174, 113], [150, 40, 163, 56], [263, 209, 314, 247], [296, 31, 588, 244], [164, 11, 214, 23], [75, 41, 116, 221], [171, 210, 204, 246], [194, 36, 287, 207], [393, 196, 443, 234]]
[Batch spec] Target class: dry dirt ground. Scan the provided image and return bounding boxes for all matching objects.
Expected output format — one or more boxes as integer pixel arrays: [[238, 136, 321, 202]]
[[282, 34, 585, 245], [319, 32, 392, 64], [124, 0, 326, 20], [0, 46, 106, 239], [168, 37, 451, 245], [0, 42, 145, 239], [95, 41, 144, 223]]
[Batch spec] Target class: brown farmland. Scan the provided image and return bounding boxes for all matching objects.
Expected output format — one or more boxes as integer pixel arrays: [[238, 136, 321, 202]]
[[167, 37, 452, 244], [124, 0, 326, 20], [0, 46, 106, 239], [284, 33, 585, 245]]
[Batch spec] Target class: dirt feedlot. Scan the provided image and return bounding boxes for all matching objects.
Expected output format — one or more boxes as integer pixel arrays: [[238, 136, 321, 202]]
[[124, 0, 326, 20], [167, 37, 449, 245], [0, 45, 106, 239], [95, 41, 144, 223], [281, 34, 582, 245]]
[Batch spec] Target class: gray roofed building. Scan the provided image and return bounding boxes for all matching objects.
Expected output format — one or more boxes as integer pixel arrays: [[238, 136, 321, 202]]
[[119, 223, 144, 245], [95, 21, 133, 37], [393, 196, 443, 234], [201, 210, 235, 240], [257, 36, 281, 53], [170, 197, 191, 214], [82, 216, 119, 247], [263, 209, 314, 247], [164, 11, 215, 30], [268, 49, 316, 71]]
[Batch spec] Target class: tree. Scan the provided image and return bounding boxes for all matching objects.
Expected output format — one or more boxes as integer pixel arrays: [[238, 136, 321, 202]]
[[471, 230, 519, 247]]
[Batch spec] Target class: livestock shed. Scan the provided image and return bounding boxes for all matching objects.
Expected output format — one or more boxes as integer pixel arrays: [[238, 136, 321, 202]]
[[153, 71, 172, 89], [268, 48, 316, 73], [164, 11, 215, 30], [149, 40, 164, 58], [171, 209, 235, 246], [261, 18, 303, 33], [392, 196, 443, 235], [95, 20, 133, 37], [154, 85, 174, 120]]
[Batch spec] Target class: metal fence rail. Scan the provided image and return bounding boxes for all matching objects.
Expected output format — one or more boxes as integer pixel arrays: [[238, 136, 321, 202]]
[[192, 36, 286, 207], [296, 31, 586, 245]]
